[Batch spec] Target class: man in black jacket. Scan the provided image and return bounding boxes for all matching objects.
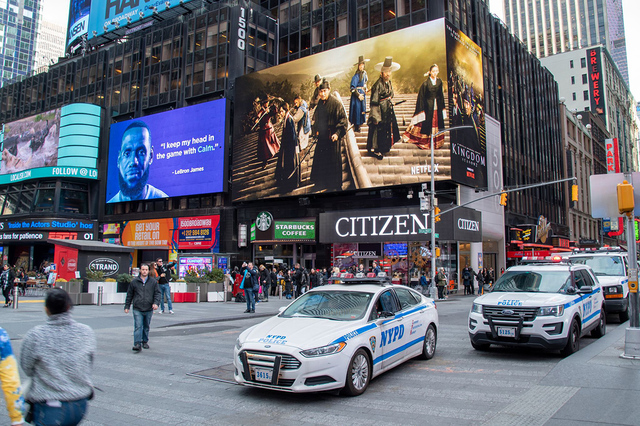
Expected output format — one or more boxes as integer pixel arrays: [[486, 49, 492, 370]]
[[125, 264, 160, 352], [156, 258, 176, 314], [1, 264, 15, 307]]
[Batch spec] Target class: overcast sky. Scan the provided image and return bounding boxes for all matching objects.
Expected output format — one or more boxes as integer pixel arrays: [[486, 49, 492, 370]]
[[44, 0, 638, 101]]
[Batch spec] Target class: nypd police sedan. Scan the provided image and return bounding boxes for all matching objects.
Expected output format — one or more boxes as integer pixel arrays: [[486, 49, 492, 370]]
[[233, 277, 438, 395], [468, 263, 606, 356]]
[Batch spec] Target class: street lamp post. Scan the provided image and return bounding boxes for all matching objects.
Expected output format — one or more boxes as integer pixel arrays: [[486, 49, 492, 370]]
[[428, 125, 474, 293]]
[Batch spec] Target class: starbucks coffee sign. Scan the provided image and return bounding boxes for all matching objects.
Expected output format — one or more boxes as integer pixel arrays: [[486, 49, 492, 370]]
[[255, 212, 273, 232]]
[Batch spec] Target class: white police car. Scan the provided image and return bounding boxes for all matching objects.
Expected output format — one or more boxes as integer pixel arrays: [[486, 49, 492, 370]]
[[468, 263, 606, 356], [234, 275, 438, 395], [568, 248, 630, 322]]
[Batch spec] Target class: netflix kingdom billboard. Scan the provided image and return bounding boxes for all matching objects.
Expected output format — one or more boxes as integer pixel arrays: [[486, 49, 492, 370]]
[[231, 19, 486, 202]]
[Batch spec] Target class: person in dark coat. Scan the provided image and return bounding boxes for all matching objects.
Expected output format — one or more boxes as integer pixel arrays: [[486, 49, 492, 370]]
[[349, 56, 369, 132], [1, 264, 15, 307], [274, 102, 300, 190], [255, 99, 280, 166], [311, 79, 348, 192], [405, 64, 445, 149], [462, 265, 474, 295], [366, 57, 400, 160], [124, 264, 161, 352], [309, 74, 322, 110], [309, 268, 319, 290], [269, 267, 278, 297]]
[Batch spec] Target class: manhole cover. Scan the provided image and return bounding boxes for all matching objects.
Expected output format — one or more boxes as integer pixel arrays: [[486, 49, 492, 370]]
[[187, 363, 238, 384]]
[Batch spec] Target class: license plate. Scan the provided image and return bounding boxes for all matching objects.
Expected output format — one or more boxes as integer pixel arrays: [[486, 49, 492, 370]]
[[496, 327, 516, 338], [254, 368, 272, 383]]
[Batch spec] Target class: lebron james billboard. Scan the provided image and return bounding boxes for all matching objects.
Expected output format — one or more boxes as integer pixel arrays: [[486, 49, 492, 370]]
[[231, 18, 485, 202]]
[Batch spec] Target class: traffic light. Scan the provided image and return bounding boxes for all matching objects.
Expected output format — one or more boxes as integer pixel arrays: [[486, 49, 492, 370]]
[[617, 180, 634, 214], [435, 247, 441, 257], [571, 184, 579, 202], [434, 206, 441, 222], [499, 192, 507, 206]]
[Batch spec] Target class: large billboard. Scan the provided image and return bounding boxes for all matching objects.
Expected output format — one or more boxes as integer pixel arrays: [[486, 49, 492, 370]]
[[120, 215, 220, 251], [66, 0, 92, 54], [587, 47, 606, 118], [105, 99, 227, 203], [0, 104, 101, 184], [231, 19, 486, 202], [87, 0, 196, 40]]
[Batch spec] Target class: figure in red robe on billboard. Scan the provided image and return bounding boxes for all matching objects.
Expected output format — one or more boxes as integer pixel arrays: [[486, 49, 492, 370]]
[[253, 96, 281, 167], [403, 64, 446, 150]]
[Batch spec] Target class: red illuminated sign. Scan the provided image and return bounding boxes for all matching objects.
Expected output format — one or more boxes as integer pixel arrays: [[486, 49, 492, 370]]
[[587, 48, 606, 117], [605, 138, 620, 173]]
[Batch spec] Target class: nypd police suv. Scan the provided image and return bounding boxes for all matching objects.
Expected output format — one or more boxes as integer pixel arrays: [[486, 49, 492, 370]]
[[568, 248, 630, 322], [234, 274, 438, 395], [468, 262, 606, 356]]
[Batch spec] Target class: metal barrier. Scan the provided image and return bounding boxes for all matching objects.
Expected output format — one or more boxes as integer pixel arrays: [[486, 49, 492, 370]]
[[97, 286, 103, 306]]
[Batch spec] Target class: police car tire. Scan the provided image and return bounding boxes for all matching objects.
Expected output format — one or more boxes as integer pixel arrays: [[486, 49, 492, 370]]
[[342, 348, 371, 396], [418, 324, 437, 360], [619, 303, 630, 323], [560, 319, 580, 357], [591, 307, 606, 338], [471, 341, 490, 351]]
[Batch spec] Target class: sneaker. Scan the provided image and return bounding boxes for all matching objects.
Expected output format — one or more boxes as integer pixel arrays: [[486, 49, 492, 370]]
[[169, 310, 174, 314], [250, 310, 255, 313], [132, 345, 141, 352], [142, 342, 150, 349], [244, 309, 251, 313], [158, 311, 164, 314]]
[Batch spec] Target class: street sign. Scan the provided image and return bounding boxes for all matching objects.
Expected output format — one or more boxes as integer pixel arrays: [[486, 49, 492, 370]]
[[420, 198, 430, 211]]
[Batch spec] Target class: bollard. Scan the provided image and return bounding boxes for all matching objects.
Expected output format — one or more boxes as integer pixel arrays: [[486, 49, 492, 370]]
[[197, 286, 201, 303], [97, 285, 103, 306], [12, 287, 18, 310]]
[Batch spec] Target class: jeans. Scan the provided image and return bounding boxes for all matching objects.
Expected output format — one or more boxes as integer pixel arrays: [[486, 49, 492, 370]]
[[32, 398, 88, 426], [437, 286, 444, 299], [133, 309, 153, 344], [2, 285, 12, 304], [244, 288, 255, 312], [159, 283, 172, 312]]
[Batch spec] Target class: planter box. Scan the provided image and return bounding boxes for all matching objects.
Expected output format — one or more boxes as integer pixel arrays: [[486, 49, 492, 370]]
[[170, 282, 187, 293], [174, 292, 197, 303], [70, 293, 94, 305], [88, 282, 118, 294], [207, 291, 225, 302], [91, 292, 126, 305]]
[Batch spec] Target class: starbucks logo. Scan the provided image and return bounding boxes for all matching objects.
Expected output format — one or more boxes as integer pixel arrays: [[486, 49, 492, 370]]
[[256, 211, 273, 232]]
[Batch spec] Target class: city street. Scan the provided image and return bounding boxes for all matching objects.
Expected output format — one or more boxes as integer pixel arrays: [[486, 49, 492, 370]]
[[0, 295, 637, 425]]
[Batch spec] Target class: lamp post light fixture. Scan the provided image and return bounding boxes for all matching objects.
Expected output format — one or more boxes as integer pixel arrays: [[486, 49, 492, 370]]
[[427, 125, 474, 287]]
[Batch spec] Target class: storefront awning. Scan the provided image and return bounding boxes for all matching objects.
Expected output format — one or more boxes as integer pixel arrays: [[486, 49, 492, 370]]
[[48, 239, 134, 253]]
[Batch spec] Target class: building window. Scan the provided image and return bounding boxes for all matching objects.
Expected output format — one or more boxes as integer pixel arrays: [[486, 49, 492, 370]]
[[572, 92, 576, 101], [571, 76, 575, 84], [583, 90, 589, 101], [582, 74, 587, 84], [581, 57, 586, 68], [570, 60, 574, 68]]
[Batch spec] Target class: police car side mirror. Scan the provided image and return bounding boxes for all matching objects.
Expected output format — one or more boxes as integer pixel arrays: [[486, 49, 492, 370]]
[[578, 286, 593, 294], [380, 311, 395, 318], [566, 286, 577, 295]]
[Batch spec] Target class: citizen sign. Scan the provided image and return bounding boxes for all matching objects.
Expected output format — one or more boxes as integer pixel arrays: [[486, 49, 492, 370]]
[[335, 213, 429, 237], [88, 258, 119, 277], [457, 219, 479, 232]]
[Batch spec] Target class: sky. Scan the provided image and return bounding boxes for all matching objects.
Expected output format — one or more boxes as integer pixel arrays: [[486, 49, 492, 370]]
[[44, 0, 638, 101]]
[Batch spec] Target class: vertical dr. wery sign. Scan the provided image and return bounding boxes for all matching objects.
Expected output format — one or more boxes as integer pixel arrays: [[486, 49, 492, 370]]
[[587, 47, 606, 117]]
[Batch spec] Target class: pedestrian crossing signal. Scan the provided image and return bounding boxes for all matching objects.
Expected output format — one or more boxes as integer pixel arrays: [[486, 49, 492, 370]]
[[499, 192, 507, 206]]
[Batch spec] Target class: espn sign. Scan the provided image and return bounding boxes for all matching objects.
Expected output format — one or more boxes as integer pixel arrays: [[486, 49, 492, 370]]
[[605, 138, 620, 174]]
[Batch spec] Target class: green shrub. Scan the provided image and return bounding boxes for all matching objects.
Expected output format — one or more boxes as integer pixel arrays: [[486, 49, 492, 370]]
[[116, 274, 133, 284], [205, 268, 225, 283], [85, 267, 105, 281]]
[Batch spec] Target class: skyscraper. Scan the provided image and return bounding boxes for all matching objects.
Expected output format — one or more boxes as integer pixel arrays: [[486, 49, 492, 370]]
[[503, 0, 629, 85], [0, 0, 42, 87], [33, 20, 66, 74]]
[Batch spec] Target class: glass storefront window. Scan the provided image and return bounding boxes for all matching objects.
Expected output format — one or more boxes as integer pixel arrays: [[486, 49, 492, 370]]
[[33, 188, 55, 212], [59, 189, 88, 214]]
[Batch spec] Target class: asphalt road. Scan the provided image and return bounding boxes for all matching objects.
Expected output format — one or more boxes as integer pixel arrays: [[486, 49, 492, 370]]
[[0, 295, 622, 425]]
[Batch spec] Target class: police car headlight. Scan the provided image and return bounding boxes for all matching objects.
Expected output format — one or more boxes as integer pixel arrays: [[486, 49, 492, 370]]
[[300, 341, 346, 358], [471, 303, 482, 314], [538, 305, 564, 317], [235, 338, 242, 350]]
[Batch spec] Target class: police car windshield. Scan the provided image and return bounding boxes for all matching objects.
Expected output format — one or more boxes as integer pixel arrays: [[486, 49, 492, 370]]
[[491, 270, 571, 293], [280, 291, 372, 321], [569, 256, 625, 276]]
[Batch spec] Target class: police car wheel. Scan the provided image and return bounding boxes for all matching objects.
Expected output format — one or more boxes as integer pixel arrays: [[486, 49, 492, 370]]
[[591, 307, 606, 338], [418, 324, 437, 360], [342, 348, 371, 396], [619, 303, 630, 323], [560, 319, 580, 357], [471, 341, 490, 351]]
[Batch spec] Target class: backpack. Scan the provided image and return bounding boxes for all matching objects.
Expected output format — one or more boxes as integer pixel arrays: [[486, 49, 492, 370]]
[[301, 269, 309, 286], [463, 269, 471, 281]]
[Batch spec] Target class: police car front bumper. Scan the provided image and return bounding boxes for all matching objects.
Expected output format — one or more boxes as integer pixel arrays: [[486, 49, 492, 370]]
[[468, 312, 569, 350], [604, 297, 628, 314], [233, 343, 350, 393]]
